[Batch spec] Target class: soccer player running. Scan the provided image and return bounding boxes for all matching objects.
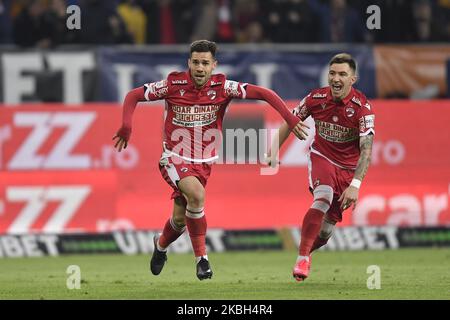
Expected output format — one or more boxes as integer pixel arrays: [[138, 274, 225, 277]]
[[113, 40, 309, 280], [267, 53, 375, 281]]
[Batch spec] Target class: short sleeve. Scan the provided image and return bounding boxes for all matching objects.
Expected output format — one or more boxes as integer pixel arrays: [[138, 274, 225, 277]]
[[224, 80, 248, 99], [143, 79, 169, 101], [358, 100, 375, 136], [292, 93, 311, 121]]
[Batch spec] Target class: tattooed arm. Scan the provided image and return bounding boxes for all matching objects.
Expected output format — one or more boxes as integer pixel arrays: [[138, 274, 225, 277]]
[[354, 134, 374, 181], [338, 134, 374, 210]]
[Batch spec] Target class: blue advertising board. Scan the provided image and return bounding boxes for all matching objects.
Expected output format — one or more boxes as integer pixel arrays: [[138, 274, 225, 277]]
[[98, 46, 376, 102]]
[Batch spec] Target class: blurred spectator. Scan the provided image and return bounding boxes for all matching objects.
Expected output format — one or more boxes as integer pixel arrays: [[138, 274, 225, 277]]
[[233, 0, 260, 43], [3, 0, 450, 45], [77, 0, 132, 44], [47, 0, 77, 45], [261, 0, 317, 43], [437, 0, 450, 41], [171, 0, 195, 43], [308, 0, 366, 43], [191, 0, 238, 43], [0, 0, 12, 44], [216, 0, 235, 42], [145, 0, 194, 44], [358, 0, 415, 43], [190, 0, 215, 42], [118, 0, 147, 44], [241, 20, 266, 43], [410, 0, 442, 42], [10, 0, 27, 17], [13, 0, 57, 48], [158, 0, 176, 44]]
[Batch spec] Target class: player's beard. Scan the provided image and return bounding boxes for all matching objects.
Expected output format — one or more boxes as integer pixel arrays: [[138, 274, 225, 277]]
[[193, 74, 209, 87]]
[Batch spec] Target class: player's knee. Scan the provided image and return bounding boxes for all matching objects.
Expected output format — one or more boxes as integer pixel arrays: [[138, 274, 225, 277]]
[[311, 185, 333, 213], [178, 176, 205, 207], [185, 189, 205, 207]]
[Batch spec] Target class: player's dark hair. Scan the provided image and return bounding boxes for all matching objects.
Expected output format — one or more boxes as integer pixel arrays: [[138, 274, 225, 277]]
[[329, 53, 357, 74], [190, 40, 217, 58]]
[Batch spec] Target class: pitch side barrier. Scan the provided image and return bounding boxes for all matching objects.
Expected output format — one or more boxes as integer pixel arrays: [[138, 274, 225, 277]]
[[1, 44, 449, 104], [0, 227, 449, 258], [0, 43, 376, 103]]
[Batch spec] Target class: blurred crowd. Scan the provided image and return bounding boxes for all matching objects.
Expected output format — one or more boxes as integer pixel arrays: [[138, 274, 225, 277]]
[[1, 0, 450, 48]]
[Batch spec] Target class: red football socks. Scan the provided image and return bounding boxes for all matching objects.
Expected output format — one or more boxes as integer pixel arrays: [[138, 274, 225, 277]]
[[299, 208, 324, 256], [186, 213, 207, 257], [158, 218, 185, 249]]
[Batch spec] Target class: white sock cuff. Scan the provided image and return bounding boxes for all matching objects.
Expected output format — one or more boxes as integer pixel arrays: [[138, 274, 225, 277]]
[[296, 255, 310, 263], [312, 184, 333, 213], [196, 255, 208, 263], [311, 201, 330, 214], [156, 236, 167, 252], [186, 206, 205, 219]]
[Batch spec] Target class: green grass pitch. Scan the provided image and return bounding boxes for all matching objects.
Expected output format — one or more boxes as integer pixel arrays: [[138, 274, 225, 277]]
[[0, 248, 449, 300]]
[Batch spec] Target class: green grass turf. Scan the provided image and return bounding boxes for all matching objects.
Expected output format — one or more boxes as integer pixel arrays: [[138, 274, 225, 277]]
[[0, 248, 449, 300]]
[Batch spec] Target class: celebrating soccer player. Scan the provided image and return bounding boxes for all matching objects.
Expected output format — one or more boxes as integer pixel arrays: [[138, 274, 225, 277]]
[[267, 53, 375, 281], [113, 40, 309, 280]]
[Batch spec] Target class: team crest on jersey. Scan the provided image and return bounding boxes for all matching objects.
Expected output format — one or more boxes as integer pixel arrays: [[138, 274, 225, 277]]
[[313, 93, 327, 99], [345, 107, 355, 117], [207, 90, 217, 100], [332, 115, 339, 122], [180, 89, 185, 96], [351, 96, 362, 107]]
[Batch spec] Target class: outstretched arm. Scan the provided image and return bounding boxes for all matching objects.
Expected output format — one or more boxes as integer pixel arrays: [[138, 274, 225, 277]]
[[338, 134, 374, 210], [112, 87, 146, 152], [245, 84, 309, 140], [266, 121, 290, 167]]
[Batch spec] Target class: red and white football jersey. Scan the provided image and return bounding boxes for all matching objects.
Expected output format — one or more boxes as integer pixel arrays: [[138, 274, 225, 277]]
[[143, 71, 247, 162], [293, 87, 375, 169]]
